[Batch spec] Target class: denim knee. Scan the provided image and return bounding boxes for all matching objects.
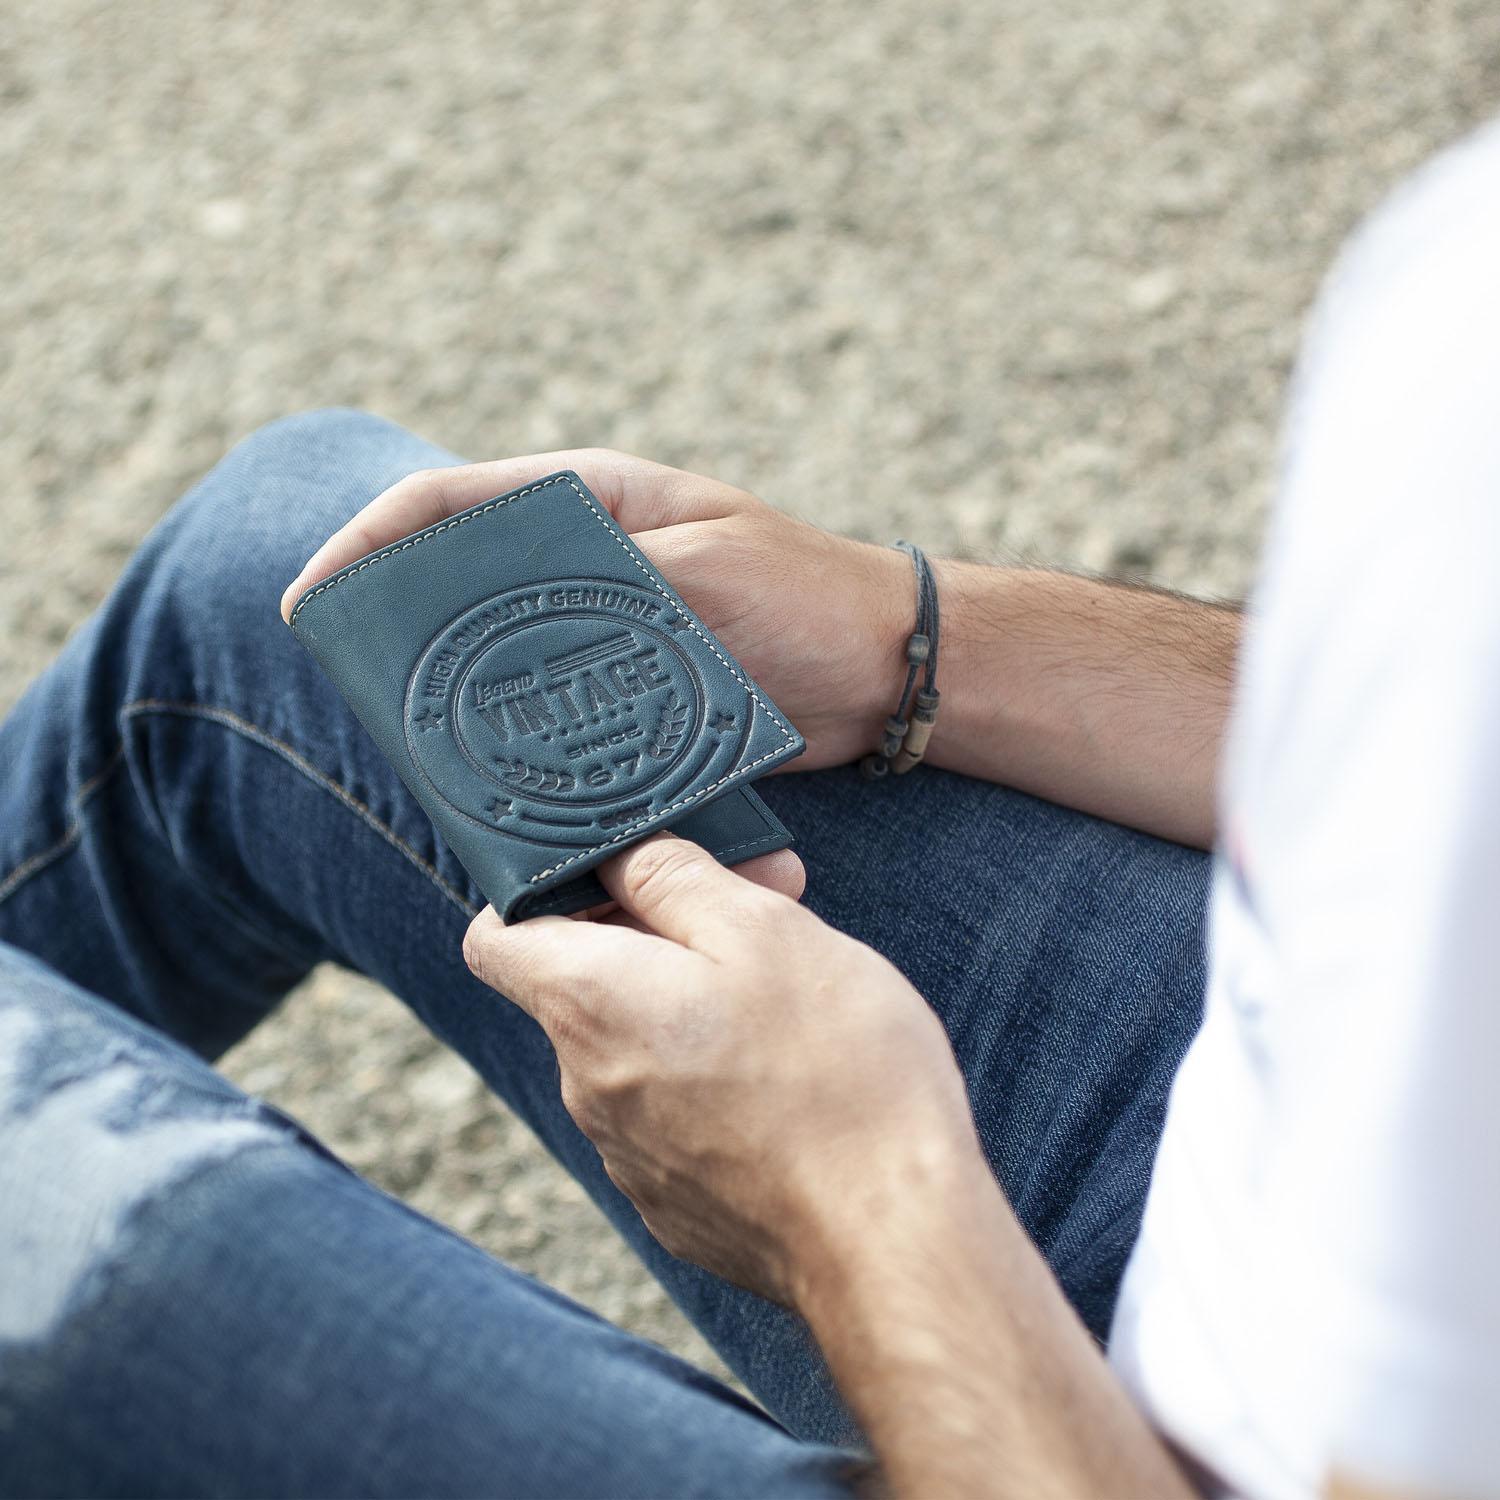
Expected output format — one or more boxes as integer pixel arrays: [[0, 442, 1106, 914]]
[[200, 407, 438, 556], [229, 407, 419, 483], [0, 945, 292, 1346], [138, 409, 460, 635]]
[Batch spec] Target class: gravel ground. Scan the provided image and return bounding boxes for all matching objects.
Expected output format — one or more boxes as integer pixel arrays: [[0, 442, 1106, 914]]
[[4, 1, 1497, 1376]]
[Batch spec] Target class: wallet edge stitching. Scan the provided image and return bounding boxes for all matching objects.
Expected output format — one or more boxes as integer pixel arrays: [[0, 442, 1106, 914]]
[[287, 471, 801, 886], [525, 745, 791, 884], [289, 475, 575, 626], [514, 827, 787, 920]]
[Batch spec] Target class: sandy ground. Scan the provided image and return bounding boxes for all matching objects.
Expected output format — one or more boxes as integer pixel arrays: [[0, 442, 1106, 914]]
[[4, 1, 1497, 1376]]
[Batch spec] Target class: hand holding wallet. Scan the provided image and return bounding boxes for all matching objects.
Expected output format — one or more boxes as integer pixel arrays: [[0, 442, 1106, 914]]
[[288, 471, 805, 921]]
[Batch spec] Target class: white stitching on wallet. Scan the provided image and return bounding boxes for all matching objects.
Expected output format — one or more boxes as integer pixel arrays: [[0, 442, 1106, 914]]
[[288, 477, 560, 625], [525, 750, 788, 883], [287, 473, 797, 883], [706, 832, 783, 860]]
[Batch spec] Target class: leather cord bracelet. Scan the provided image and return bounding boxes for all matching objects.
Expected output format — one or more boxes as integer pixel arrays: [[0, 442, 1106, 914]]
[[860, 541, 941, 780]]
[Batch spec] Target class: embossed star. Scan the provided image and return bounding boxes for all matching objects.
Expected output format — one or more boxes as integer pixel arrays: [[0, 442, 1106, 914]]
[[709, 711, 736, 732], [485, 797, 512, 822], [412, 707, 445, 732], [664, 610, 692, 632]]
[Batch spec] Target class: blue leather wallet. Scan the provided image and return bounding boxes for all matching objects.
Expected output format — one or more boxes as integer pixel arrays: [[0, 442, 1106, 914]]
[[288, 471, 805, 920]]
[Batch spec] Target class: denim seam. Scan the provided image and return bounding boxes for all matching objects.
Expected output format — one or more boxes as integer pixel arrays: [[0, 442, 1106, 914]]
[[116, 700, 480, 919], [112, 707, 333, 970], [0, 744, 127, 907]]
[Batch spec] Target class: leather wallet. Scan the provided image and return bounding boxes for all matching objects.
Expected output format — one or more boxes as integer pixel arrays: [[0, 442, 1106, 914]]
[[288, 470, 805, 921]]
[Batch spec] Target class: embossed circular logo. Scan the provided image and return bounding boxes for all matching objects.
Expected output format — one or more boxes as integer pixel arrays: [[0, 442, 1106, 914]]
[[405, 579, 751, 846]]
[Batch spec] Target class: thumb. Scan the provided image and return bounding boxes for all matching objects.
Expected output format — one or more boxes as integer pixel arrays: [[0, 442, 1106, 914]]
[[597, 833, 793, 953]]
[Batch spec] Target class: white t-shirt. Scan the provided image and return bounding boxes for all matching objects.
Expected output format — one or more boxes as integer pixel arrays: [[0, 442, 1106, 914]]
[[1110, 120, 1500, 1500]]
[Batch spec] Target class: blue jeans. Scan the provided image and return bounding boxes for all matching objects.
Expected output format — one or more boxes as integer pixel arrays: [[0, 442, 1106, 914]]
[[0, 411, 1210, 1498]]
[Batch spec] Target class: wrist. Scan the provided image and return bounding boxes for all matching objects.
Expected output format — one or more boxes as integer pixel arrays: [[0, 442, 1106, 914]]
[[781, 530, 920, 766], [898, 555, 1018, 775], [833, 537, 953, 767], [785, 1127, 999, 1321], [842, 537, 919, 746], [842, 545, 1000, 775]]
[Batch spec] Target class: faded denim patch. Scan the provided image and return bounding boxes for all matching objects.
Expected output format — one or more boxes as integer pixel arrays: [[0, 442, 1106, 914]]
[[0, 998, 284, 1345]]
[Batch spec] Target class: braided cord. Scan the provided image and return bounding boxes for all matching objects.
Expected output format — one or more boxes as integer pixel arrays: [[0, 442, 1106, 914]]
[[860, 541, 942, 780]]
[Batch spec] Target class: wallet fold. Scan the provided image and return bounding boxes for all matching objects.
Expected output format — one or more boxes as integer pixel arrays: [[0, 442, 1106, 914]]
[[288, 470, 805, 920]]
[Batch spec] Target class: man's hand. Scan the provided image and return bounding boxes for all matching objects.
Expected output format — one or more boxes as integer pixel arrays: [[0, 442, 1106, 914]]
[[281, 448, 910, 773], [461, 832, 984, 1307], [279, 443, 1237, 1492], [282, 444, 1238, 848], [463, 833, 1197, 1499]]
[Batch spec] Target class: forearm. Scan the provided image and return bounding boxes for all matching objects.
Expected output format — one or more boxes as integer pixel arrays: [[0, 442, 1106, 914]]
[[877, 558, 1241, 850], [794, 1141, 1198, 1500]]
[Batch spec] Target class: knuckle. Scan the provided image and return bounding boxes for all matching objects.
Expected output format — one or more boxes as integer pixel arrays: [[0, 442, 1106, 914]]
[[590, 1055, 643, 1104], [584, 446, 629, 466], [601, 1158, 643, 1212], [397, 464, 463, 507], [539, 992, 590, 1051], [464, 920, 574, 1015], [723, 882, 799, 940], [620, 839, 699, 909], [649, 1220, 685, 1259], [461, 925, 490, 985], [646, 525, 710, 574], [558, 1074, 596, 1135]]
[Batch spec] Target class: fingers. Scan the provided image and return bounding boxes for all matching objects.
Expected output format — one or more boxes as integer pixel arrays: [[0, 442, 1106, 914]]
[[575, 845, 806, 938], [282, 455, 610, 621], [561, 846, 804, 930], [462, 906, 674, 1025], [727, 846, 807, 902], [281, 467, 455, 621], [280, 449, 747, 622], [597, 834, 797, 953]]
